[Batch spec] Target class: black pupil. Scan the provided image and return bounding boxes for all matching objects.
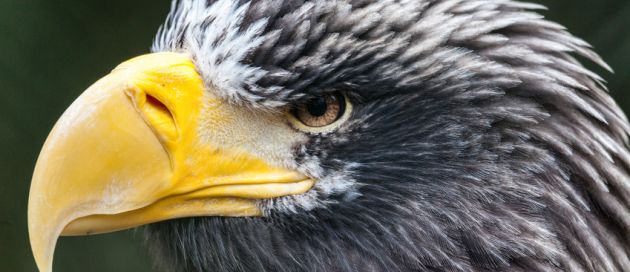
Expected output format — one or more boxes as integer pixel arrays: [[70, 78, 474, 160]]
[[306, 97, 328, 117]]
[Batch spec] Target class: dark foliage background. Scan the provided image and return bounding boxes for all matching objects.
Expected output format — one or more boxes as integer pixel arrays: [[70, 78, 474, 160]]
[[0, 1, 627, 271]]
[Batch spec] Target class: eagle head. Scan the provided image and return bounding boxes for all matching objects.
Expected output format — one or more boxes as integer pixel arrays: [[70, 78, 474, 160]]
[[28, 0, 630, 271]]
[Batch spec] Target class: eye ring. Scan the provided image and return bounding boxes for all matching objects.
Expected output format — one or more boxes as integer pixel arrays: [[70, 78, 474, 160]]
[[287, 92, 352, 133]]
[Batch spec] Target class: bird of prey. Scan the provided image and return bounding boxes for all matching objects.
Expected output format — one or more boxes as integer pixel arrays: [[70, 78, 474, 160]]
[[28, 0, 630, 271]]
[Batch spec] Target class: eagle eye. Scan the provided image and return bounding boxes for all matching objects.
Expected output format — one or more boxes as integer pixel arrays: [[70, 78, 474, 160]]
[[288, 92, 352, 133]]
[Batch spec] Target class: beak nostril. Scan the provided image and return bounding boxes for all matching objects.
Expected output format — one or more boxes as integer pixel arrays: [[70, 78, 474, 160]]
[[146, 94, 172, 120], [138, 93, 178, 142]]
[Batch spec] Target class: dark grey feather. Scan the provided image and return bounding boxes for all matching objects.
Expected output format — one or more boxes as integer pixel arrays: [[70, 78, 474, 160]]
[[148, 0, 630, 271]]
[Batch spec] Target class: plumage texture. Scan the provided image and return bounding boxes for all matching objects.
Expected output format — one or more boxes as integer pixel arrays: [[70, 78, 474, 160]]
[[147, 0, 630, 271]]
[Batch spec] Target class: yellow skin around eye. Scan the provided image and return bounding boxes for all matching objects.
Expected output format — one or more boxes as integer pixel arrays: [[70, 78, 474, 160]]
[[287, 93, 353, 134]]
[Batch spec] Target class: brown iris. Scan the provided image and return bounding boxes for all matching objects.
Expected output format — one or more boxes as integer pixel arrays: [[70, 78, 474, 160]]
[[293, 92, 346, 127]]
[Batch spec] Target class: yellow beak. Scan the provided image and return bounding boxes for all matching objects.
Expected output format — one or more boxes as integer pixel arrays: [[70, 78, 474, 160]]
[[28, 53, 314, 272]]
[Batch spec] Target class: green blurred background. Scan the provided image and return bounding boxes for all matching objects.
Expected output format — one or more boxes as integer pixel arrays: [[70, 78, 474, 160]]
[[0, 0, 628, 271]]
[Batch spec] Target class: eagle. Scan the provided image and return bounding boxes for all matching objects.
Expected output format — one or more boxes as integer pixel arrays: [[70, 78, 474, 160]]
[[28, 0, 630, 271]]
